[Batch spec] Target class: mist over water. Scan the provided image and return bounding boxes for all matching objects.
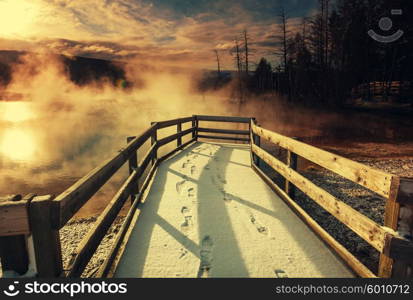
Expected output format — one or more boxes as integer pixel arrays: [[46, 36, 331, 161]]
[[1, 53, 411, 216]]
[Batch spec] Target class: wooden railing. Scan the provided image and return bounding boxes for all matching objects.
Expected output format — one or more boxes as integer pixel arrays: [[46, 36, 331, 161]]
[[1, 115, 412, 278], [250, 119, 413, 278], [0, 115, 251, 278]]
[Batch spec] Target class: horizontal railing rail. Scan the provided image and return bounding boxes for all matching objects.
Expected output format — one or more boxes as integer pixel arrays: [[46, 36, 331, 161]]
[[196, 115, 251, 123], [195, 115, 253, 143]]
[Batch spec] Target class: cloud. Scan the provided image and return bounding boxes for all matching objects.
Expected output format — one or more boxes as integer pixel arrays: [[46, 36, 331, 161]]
[[0, 0, 317, 69]]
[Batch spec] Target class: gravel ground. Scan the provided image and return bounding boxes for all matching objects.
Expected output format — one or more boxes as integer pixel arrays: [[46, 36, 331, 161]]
[[60, 216, 125, 278]]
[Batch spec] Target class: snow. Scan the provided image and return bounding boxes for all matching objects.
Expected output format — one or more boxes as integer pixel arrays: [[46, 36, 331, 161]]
[[114, 142, 353, 278]]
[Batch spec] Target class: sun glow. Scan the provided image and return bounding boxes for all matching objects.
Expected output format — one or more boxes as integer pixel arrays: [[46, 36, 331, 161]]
[[0, 102, 36, 122], [0, 0, 40, 37], [0, 127, 37, 162]]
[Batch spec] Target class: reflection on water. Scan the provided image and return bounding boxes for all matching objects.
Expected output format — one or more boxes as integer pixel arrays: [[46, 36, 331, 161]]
[[0, 101, 128, 216], [0, 101, 36, 122], [0, 102, 38, 164], [0, 127, 37, 162]]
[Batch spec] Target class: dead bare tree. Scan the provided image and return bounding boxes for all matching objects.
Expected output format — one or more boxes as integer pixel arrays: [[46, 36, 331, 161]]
[[276, 3, 292, 100], [234, 38, 244, 103], [214, 49, 221, 76], [243, 29, 249, 76]]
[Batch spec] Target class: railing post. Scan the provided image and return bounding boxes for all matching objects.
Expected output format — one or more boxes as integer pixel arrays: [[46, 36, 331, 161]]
[[151, 122, 158, 164], [379, 177, 413, 278], [127, 136, 139, 203], [253, 134, 260, 168], [250, 118, 260, 167], [192, 116, 198, 141], [177, 123, 182, 147], [0, 194, 31, 276], [29, 195, 63, 277], [285, 138, 298, 200]]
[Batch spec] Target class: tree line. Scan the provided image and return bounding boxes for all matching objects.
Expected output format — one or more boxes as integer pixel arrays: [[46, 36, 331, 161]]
[[209, 0, 413, 107]]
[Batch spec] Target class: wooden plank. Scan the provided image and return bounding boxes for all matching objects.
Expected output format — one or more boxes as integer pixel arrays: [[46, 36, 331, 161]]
[[252, 164, 376, 278], [136, 143, 158, 179], [97, 161, 159, 278], [29, 195, 63, 277], [252, 144, 389, 252], [197, 134, 250, 142], [383, 234, 413, 263], [52, 124, 156, 228], [397, 178, 413, 204], [151, 122, 158, 164], [0, 197, 30, 236], [0, 194, 36, 275], [0, 235, 28, 275], [157, 127, 195, 147], [177, 123, 182, 147], [66, 170, 138, 277], [379, 177, 402, 277], [381, 178, 413, 278], [127, 136, 138, 203], [285, 144, 298, 199], [252, 124, 394, 198], [192, 117, 198, 140], [0, 194, 22, 202], [197, 128, 250, 136], [195, 115, 251, 123], [156, 117, 194, 129]]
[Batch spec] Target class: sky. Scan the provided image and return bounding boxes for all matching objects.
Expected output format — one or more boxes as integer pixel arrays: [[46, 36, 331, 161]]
[[0, 0, 318, 69]]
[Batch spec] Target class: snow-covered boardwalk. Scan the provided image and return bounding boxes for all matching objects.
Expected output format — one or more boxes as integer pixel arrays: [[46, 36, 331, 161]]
[[114, 142, 353, 278]]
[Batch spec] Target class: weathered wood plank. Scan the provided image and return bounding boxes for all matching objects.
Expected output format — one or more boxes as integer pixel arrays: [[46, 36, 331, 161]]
[[397, 178, 413, 204], [29, 195, 63, 277], [380, 177, 413, 278], [127, 136, 138, 203], [252, 144, 389, 252], [197, 134, 250, 142], [53, 124, 156, 228], [0, 197, 30, 236], [252, 124, 394, 198], [285, 145, 298, 200], [177, 123, 182, 147], [0, 194, 36, 275], [136, 143, 158, 179], [192, 117, 198, 140], [156, 117, 194, 129], [197, 128, 250, 136], [252, 164, 376, 278], [0, 194, 22, 202], [66, 170, 138, 277], [195, 115, 251, 123], [383, 234, 413, 263], [379, 177, 402, 277]]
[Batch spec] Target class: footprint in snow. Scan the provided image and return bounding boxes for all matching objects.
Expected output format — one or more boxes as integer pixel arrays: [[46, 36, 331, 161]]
[[249, 214, 269, 235], [197, 235, 214, 278], [181, 206, 193, 231]]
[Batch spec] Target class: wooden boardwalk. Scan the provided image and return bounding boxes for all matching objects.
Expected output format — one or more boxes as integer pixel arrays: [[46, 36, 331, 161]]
[[113, 142, 353, 278], [1, 115, 412, 278]]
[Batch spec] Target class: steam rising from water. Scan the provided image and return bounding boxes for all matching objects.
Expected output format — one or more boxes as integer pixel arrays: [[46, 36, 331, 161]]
[[1, 53, 408, 216], [0, 53, 238, 213]]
